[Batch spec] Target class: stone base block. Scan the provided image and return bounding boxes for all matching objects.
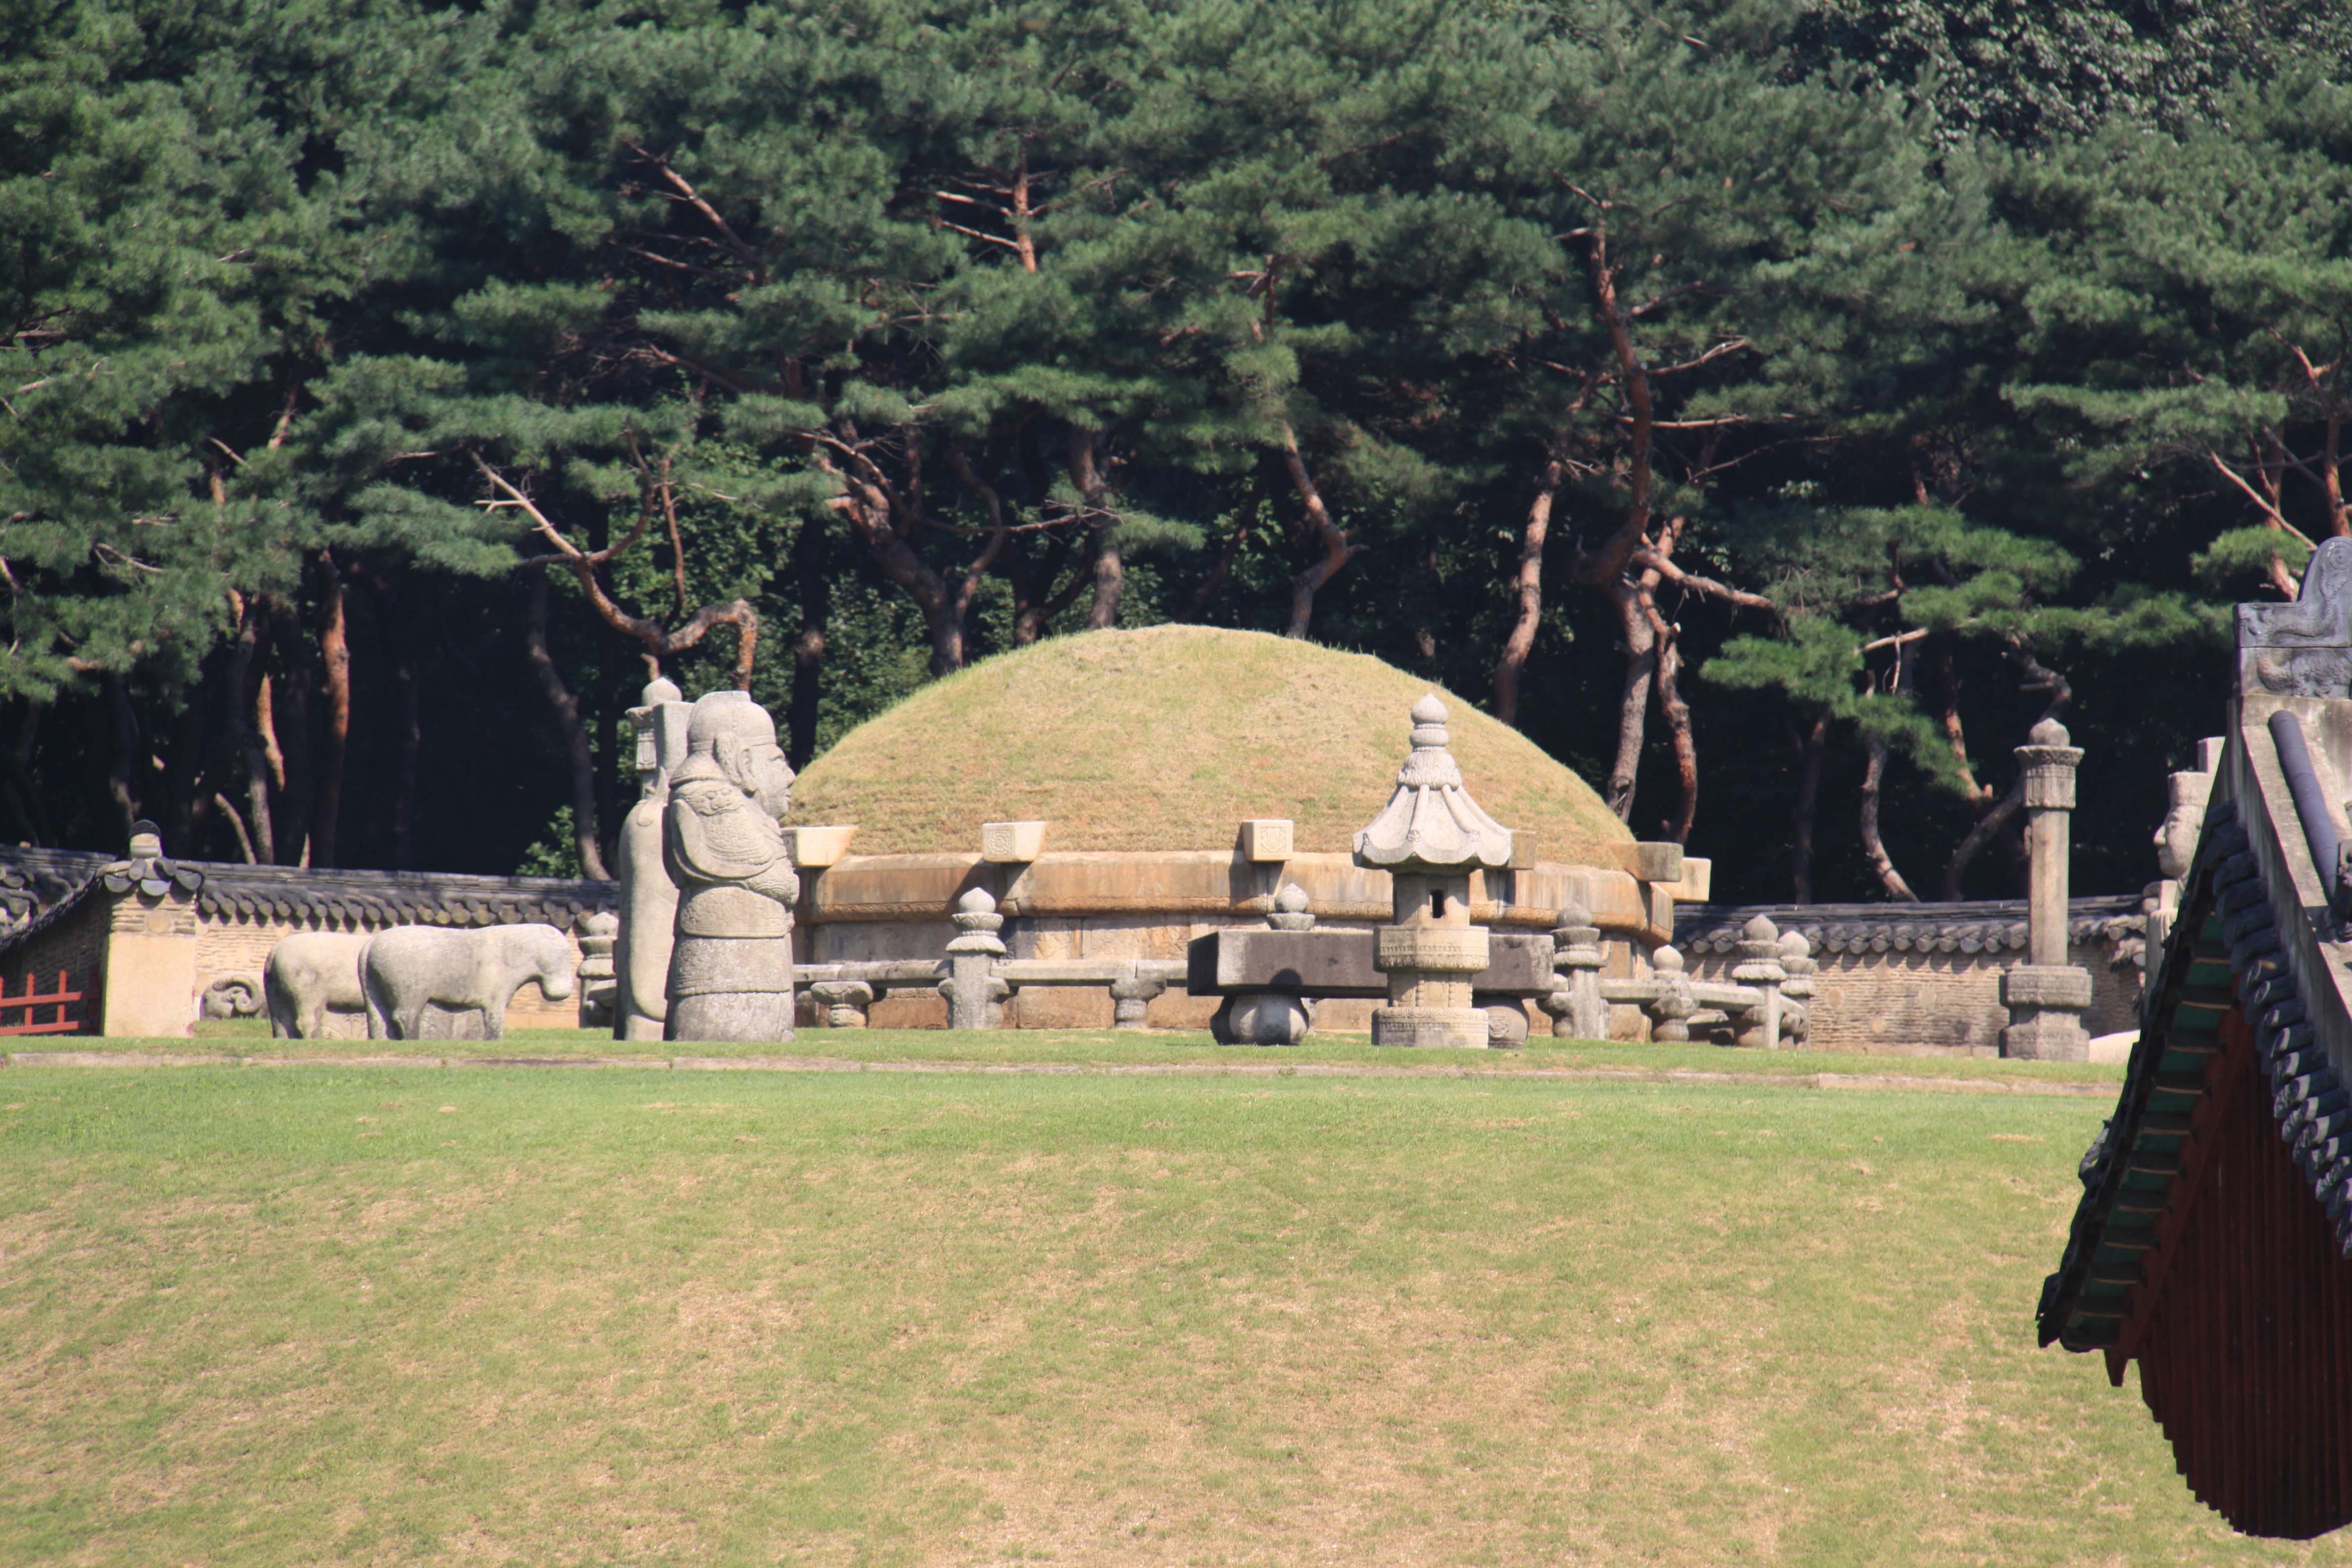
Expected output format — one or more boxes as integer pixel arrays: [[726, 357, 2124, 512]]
[[2001, 964, 2094, 1010], [1481, 1000, 1530, 1049], [667, 991, 796, 1044], [1211, 993, 1313, 1046], [2003, 1007, 2089, 1062], [1371, 1005, 1490, 1049]]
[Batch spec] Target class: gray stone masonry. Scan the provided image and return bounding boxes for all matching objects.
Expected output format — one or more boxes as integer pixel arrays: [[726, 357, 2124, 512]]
[[2004, 717, 2092, 1060]]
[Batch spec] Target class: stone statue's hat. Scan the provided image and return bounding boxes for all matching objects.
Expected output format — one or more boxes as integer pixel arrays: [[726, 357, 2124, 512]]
[[1351, 695, 1515, 871], [686, 688, 778, 750]]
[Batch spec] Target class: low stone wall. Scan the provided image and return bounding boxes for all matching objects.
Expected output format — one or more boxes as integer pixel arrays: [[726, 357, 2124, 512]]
[[805, 849, 1670, 1035], [1679, 898, 2144, 1055]]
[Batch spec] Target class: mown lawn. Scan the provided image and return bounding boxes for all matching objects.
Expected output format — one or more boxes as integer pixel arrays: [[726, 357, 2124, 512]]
[[36, 1019, 2128, 1088], [0, 1058, 2334, 1566]]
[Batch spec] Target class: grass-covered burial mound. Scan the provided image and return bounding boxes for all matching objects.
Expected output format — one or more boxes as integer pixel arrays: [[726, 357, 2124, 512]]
[[791, 626, 1632, 862]]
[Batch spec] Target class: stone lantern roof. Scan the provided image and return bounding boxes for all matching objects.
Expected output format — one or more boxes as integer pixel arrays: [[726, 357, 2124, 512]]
[[1351, 695, 1516, 872]]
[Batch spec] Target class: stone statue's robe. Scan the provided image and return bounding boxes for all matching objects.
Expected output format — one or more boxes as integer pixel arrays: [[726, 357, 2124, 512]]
[[662, 760, 799, 1040]]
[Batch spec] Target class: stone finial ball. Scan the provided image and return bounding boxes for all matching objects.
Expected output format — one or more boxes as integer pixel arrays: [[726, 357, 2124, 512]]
[[685, 688, 777, 750], [1275, 882, 1311, 915], [956, 885, 998, 915], [1778, 930, 1812, 959], [643, 676, 684, 706], [2029, 716, 2071, 747], [1557, 897, 1593, 929], [1411, 693, 1448, 726], [1741, 912, 1779, 942], [1654, 944, 1685, 973]]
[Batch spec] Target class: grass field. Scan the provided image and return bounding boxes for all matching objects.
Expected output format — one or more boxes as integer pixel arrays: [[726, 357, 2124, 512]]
[[1, 1043, 2343, 1566], [32, 1020, 2129, 1088]]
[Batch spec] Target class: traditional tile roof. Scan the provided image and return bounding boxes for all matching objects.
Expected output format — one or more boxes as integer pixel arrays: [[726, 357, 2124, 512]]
[[0, 846, 110, 926], [2037, 799, 2352, 1355], [0, 843, 615, 950], [1676, 896, 2144, 959]]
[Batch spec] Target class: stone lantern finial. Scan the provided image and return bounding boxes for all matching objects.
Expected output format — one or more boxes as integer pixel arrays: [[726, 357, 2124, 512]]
[[1352, 694, 1515, 872]]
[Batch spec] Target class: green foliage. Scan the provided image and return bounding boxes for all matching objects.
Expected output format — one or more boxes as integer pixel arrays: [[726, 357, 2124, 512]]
[[514, 805, 585, 879], [8, 0, 2347, 899]]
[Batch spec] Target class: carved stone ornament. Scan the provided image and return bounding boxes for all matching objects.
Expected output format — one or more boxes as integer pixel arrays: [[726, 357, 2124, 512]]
[[2155, 768, 2212, 881], [2239, 536, 2352, 695], [1351, 695, 1515, 871]]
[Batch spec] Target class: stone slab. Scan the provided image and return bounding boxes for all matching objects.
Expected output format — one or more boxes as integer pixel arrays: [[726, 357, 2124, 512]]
[[1185, 928, 1552, 998]]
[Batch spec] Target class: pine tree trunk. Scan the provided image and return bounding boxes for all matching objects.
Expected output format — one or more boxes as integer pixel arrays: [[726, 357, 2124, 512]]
[[1791, 713, 1827, 903], [523, 568, 612, 881], [265, 598, 314, 866], [102, 675, 140, 836], [1493, 459, 1561, 727], [226, 595, 277, 867], [1603, 577, 1657, 822], [787, 519, 829, 771], [1085, 532, 1124, 630], [1277, 434, 1355, 640], [1652, 616, 1698, 844], [311, 553, 350, 869], [1859, 734, 1918, 900]]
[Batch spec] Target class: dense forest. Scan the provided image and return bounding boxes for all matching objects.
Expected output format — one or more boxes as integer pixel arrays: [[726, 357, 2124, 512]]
[[7, 0, 2352, 900]]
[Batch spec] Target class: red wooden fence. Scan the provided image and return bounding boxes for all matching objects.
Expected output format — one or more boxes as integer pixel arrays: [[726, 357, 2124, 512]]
[[0, 971, 84, 1036]]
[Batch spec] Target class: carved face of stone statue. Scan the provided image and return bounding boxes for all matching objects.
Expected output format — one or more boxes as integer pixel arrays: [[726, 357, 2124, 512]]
[[717, 733, 794, 821]]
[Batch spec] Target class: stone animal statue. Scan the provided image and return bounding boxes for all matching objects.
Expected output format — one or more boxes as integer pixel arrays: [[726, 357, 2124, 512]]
[[360, 923, 576, 1041], [263, 932, 374, 1038], [664, 689, 799, 1043], [202, 972, 264, 1021]]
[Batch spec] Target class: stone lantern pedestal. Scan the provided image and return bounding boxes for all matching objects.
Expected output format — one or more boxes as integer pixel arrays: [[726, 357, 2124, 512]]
[[1353, 695, 1517, 1048], [2003, 718, 2093, 1061]]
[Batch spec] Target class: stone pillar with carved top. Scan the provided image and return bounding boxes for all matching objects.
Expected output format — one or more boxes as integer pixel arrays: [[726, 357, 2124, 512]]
[[2003, 717, 2092, 1061], [940, 886, 1009, 1030], [1353, 695, 1517, 1048]]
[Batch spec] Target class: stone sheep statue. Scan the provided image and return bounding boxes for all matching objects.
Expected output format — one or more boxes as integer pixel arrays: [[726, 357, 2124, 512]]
[[360, 924, 576, 1041], [263, 931, 374, 1039]]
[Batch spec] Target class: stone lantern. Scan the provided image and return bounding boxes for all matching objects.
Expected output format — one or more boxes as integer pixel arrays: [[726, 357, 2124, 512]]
[[1352, 694, 1516, 1048]]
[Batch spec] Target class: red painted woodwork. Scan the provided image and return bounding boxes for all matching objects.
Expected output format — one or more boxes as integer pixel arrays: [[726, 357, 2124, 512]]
[[0, 970, 84, 1036], [2113, 1007, 2352, 1539]]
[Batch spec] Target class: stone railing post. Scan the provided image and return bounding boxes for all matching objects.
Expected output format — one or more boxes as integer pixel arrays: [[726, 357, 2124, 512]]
[[808, 979, 875, 1029], [1649, 945, 1697, 1042], [1211, 882, 1316, 1045], [941, 886, 1009, 1030], [1109, 961, 1165, 1030], [1777, 930, 1815, 1046], [1729, 914, 1785, 1048], [577, 911, 618, 1030], [1544, 898, 1608, 1040], [2003, 718, 2093, 1060]]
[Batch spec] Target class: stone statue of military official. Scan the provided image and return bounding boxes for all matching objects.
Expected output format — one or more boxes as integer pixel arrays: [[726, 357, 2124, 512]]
[[663, 690, 800, 1042]]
